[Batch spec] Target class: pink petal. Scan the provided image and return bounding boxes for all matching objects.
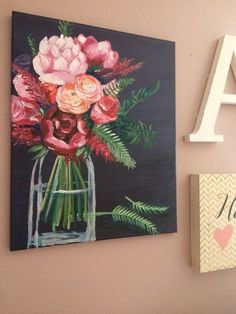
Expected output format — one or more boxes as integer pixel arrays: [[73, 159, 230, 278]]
[[69, 57, 88, 76], [64, 36, 74, 49], [103, 51, 119, 69], [53, 56, 68, 71], [62, 48, 73, 62], [39, 54, 52, 72], [39, 71, 75, 85], [39, 37, 50, 54], [76, 34, 87, 46], [48, 36, 59, 45], [72, 44, 80, 56], [32, 55, 44, 75], [50, 44, 60, 58], [97, 41, 111, 52]]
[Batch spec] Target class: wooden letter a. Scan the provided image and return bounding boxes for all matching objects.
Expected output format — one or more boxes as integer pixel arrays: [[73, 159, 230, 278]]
[[185, 35, 236, 142]]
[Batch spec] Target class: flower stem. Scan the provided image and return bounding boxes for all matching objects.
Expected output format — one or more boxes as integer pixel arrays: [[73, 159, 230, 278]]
[[71, 161, 88, 220], [96, 212, 115, 216], [40, 156, 60, 222], [125, 196, 134, 204]]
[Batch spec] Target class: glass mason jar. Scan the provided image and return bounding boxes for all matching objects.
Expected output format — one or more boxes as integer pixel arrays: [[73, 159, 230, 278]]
[[27, 152, 96, 248]]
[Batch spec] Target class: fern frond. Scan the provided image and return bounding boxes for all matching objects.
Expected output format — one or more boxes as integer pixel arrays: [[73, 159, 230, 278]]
[[119, 81, 160, 116], [125, 196, 168, 214], [128, 121, 157, 146], [93, 125, 136, 169], [104, 77, 135, 97], [112, 205, 158, 235], [87, 133, 114, 162], [58, 20, 74, 37], [27, 35, 38, 57], [112, 118, 157, 147]]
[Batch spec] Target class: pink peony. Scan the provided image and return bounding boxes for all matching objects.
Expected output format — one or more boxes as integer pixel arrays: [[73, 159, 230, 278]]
[[90, 95, 119, 124], [33, 35, 88, 85], [75, 34, 119, 69], [11, 95, 42, 125]]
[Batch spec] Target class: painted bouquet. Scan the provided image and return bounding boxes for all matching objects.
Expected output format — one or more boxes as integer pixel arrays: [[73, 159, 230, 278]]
[[11, 21, 167, 247]]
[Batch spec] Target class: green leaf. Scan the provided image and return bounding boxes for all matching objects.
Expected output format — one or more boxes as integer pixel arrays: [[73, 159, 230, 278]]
[[87, 65, 102, 73], [119, 81, 160, 116], [93, 125, 136, 169], [28, 144, 43, 153], [58, 20, 74, 37], [112, 205, 158, 235], [104, 77, 135, 98], [30, 146, 48, 160], [125, 196, 168, 214], [27, 35, 38, 57]]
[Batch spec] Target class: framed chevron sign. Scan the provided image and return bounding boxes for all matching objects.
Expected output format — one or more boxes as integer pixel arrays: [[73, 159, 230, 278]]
[[190, 174, 236, 272]]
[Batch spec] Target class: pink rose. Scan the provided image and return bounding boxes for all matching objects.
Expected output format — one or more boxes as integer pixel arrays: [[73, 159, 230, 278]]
[[11, 96, 42, 125], [41, 108, 88, 157], [75, 34, 119, 69], [90, 95, 119, 124], [13, 74, 34, 99], [33, 35, 88, 85], [56, 74, 103, 115]]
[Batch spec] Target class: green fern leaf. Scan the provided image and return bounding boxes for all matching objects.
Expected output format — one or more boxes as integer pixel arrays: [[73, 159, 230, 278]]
[[27, 35, 38, 57], [125, 196, 168, 214], [58, 20, 74, 37], [93, 125, 136, 169], [112, 118, 157, 147], [119, 81, 160, 116], [104, 77, 135, 97], [112, 205, 158, 234]]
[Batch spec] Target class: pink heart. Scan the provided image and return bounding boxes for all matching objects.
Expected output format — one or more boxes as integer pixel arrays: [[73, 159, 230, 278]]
[[213, 224, 233, 249]]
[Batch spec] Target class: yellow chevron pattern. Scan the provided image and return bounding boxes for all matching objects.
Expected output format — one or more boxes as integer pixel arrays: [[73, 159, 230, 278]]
[[197, 174, 236, 272]]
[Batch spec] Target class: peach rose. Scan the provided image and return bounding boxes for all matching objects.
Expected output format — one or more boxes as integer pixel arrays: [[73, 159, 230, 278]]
[[75, 74, 103, 103], [56, 84, 90, 115], [56, 74, 103, 115]]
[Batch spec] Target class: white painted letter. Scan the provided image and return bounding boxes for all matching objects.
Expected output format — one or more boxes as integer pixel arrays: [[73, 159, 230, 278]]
[[185, 35, 236, 142]]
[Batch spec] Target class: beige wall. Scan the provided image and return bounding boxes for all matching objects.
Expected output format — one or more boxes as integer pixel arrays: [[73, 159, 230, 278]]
[[1, 0, 236, 313]]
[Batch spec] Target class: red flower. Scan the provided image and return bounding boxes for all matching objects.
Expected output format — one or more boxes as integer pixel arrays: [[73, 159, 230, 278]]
[[41, 108, 88, 157], [11, 95, 42, 125], [12, 125, 41, 146], [90, 96, 119, 124]]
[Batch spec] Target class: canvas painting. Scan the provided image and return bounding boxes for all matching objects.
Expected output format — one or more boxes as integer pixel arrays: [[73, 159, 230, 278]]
[[191, 174, 236, 272], [10, 12, 176, 250]]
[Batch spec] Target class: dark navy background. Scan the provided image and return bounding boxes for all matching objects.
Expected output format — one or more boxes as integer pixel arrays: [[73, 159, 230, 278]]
[[11, 11, 176, 250]]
